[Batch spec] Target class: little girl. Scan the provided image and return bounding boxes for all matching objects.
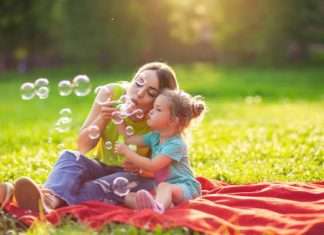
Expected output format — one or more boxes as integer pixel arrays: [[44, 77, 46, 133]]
[[115, 89, 206, 213]]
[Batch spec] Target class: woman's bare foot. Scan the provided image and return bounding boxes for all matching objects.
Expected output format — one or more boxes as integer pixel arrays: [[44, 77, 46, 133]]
[[0, 182, 14, 208]]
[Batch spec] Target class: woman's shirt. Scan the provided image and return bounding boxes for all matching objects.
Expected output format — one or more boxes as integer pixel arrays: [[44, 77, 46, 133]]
[[94, 83, 151, 166]]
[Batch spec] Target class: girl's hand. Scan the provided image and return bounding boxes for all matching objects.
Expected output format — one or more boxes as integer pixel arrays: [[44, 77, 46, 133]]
[[115, 143, 130, 155]]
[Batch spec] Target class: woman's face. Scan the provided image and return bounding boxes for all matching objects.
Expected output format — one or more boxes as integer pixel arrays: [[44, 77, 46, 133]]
[[126, 70, 160, 115]]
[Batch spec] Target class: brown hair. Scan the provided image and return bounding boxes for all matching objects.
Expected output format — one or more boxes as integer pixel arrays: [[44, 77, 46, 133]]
[[134, 62, 179, 91], [161, 89, 206, 133]]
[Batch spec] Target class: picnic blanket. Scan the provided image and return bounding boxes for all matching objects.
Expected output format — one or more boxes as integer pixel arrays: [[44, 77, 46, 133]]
[[4, 177, 324, 235]]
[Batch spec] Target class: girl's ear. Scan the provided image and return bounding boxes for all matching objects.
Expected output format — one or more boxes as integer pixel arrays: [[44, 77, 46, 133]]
[[170, 116, 180, 129]]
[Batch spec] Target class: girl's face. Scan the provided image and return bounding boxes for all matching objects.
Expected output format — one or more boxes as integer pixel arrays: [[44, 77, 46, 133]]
[[126, 70, 160, 115], [147, 94, 174, 131]]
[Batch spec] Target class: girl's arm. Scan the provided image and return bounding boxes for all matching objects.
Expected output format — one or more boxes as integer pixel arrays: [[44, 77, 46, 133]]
[[115, 144, 172, 172], [77, 85, 116, 154]]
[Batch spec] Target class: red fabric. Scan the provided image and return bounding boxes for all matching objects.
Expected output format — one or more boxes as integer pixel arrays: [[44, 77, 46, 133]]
[[4, 177, 324, 235]]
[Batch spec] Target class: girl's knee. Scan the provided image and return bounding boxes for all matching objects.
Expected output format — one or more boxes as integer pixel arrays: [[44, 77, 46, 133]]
[[157, 182, 171, 191]]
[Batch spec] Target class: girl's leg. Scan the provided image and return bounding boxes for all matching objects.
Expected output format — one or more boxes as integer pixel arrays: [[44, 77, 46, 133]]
[[155, 182, 184, 209], [135, 182, 184, 213]]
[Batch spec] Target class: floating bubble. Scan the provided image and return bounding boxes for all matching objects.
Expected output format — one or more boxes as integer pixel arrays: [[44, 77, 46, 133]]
[[105, 140, 113, 150], [34, 78, 49, 89], [20, 82, 35, 100], [59, 108, 72, 118], [55, 116, 72, 132], [112, 177, 130, 197], [112, 111, 124, 125], [133, 109, 144, 119], [36, 86, 49, 99], [118, 94, 129, 104], [88, 125, 100, 139], [73, 75, 92, 96], [135, 75, 146, 86], [125, 125, 134, 136], [119, 102, 136, 117], [58, 80, 73, 96], [95, 86, 112, 105], [4, 229, 16, 235]]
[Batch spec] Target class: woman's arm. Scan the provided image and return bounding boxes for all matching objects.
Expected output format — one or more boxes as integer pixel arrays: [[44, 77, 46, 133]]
[[77, 85, 116, 154], [115, 143, 172, 172]]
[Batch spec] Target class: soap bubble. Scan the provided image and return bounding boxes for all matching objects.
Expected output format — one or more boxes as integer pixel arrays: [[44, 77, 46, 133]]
[[55, 116, 72, 133], [95, 86, 112, 105], [119, 102, 136, 117], [88, 125, 100, 139], [112, 111, 124, 125], [105, 140, 113, 150], [58, 80, 73, 96], [36, 86, 49, 99], [135, 75, 146, 86], [59, 108, 72, 118], [73, 75, 92, 96], [125, 126, 134, 136], [133, 109, 144, 119], [112, 177, 130, 197], [34, 78, 49, 89], [118, 94, 129, 104], [20, 82, 35, 100], [4, 229, 17, 235]]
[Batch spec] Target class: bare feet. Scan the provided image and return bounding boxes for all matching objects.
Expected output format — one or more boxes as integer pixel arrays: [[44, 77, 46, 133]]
[[135, 189, 164, 213], [0, 182, 14, 208]]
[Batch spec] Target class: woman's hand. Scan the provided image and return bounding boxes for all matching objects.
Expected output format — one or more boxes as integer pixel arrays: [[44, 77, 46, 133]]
[[115, 143, 131, 156], [98, 102, 117, 122]]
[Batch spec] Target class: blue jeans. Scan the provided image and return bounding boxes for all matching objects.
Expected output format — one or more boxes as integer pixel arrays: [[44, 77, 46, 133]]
[[44, 150, 156, 205]]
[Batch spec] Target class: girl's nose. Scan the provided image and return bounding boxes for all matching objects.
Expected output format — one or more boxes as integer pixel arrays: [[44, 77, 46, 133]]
[[148, 109, 154, 117]]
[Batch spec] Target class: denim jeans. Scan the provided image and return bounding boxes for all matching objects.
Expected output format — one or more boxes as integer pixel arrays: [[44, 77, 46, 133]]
[[44, 150, 156, 205]]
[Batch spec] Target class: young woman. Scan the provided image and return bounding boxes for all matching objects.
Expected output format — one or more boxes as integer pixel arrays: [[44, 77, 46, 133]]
[[0, 62, 179, 212], [115, 89, 206, 213]]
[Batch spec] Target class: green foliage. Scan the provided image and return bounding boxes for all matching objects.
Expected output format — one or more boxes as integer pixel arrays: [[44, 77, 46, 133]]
[[1, 0, 324, 67], [0, 65, 323, 233]]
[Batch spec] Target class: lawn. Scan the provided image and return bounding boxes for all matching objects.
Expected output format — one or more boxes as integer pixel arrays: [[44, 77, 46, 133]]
[[0, 64, 323, 234]]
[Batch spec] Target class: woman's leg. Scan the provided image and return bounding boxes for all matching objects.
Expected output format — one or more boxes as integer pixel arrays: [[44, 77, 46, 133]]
[[43, 150, 123, 205], [67, 171, 156, 206]]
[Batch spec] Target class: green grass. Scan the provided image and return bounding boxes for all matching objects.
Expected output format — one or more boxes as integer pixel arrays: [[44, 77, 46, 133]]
[[0, 64, 323, 234]]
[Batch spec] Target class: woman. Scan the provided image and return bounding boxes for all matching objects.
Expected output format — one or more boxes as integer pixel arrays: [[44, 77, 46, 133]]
[[0, 62, 179, 212]]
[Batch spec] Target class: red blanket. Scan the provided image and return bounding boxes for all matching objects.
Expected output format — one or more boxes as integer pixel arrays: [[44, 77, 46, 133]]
[[5, 177, 324, 235]]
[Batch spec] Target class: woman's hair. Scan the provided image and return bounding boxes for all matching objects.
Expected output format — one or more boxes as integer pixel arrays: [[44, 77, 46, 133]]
[[161, 89, 206, 133], [134, 62, 179, 91]]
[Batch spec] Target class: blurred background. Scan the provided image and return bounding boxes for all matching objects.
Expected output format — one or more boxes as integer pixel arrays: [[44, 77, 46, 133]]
[[1, 0, 324, 72]]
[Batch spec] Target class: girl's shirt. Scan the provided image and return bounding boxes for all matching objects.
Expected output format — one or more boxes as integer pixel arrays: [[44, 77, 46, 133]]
[[143, 132, 201, 194], [94, 83, 151, 167]]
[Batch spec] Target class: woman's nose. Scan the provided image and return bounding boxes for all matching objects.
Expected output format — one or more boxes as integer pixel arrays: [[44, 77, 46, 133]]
[[136, 88, 145, 98]]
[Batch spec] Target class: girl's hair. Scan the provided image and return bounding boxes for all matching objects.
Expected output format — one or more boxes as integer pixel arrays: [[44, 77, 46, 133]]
[[161, 89, 206, 133], [134, 62, 179, 91]]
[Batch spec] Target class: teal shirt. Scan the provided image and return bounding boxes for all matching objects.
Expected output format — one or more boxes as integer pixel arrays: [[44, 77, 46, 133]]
[[143, 132, 201, 199]]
